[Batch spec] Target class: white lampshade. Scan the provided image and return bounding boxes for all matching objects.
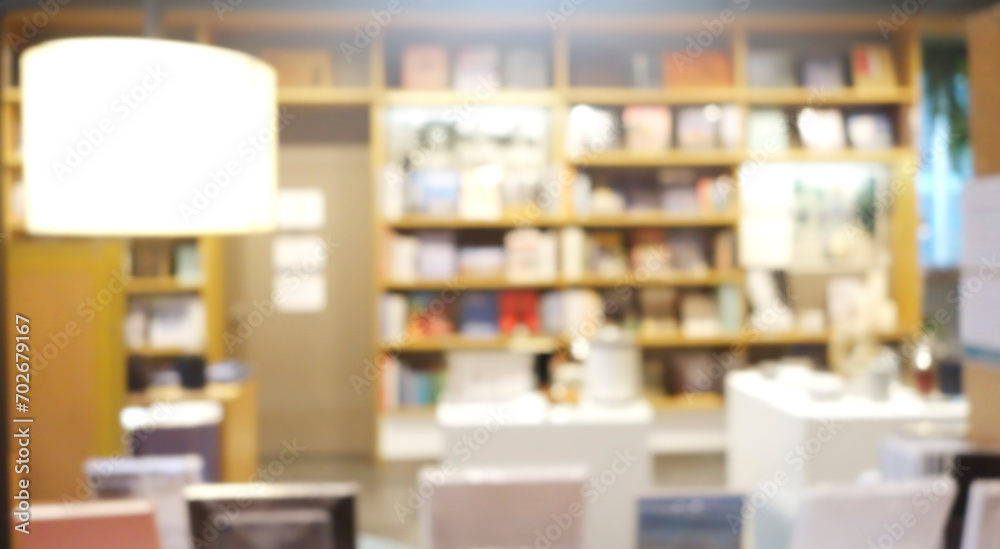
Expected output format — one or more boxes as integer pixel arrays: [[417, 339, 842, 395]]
[[21, 37, 277, 235]]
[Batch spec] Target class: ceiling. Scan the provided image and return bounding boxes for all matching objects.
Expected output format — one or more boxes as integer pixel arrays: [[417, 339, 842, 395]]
[[0, 0, 994, 15]]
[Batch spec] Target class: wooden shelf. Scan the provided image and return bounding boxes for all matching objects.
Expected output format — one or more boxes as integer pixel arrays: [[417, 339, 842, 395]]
[[2, 88, 19, 104], [645, 392, 724, 411], [568, 87, 739, 105], [383, 270, 741, 290], [569, 270, 742, 287], [574, 213, 738, 227], [386, 335, 559, 353], [386, 216, 568, 229], [126, 277, 202, 294], [278, 87, 372, 105], [744, 87, 915, 105], [383, 89, 556, 105], [386, 213, 738, 229], [3, 151, 21, 168], [767, 148, 911, 163], [125, 382, 251, 406], [577, 150, 744, 167], [127, 347, 205, 358]]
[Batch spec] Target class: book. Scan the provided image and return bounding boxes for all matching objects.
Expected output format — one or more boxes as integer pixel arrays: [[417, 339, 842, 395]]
[[402, 44, 449, 89], [719, 104, 742, 150], [675, 107, 718, 150], [662, 50, 732, 88], [802, 54, 846, 89], [622, 105, 671, 151], [408, 291, 455, 336], [747, 108, 791, 151], [381, 293, 409, 342], [680, 292, 721, 337], [631, 51, 661, 88], [797, 108, 846, 151], [461, 291, 499, 336], [713, 230, 735, 270], [560, 227, 586, 281], [258, 48, 335, 87], [566, 105, 620, 156], [588, 231, 628, 277], [459, 167, 503, 220], [390, 234, 419, 281], [505, 229, 557, 281], [747, 49, 797, 87], [631, 229, 669, 274], [639, 288, 679, 336], [663, 185, 699, 213], [458, 246, 505, 277], [669, 230, 709, 271], [591, 185, 626, 215], [846, 111, 894, 150], [453, 46, 501, 91], [718, 283, 741, 333], [499, 291, 540, 334], [504, 47, 548, 88], [416, 231, 458, 279], [851, 44, 898, 88], [409, 168, 460, 216]]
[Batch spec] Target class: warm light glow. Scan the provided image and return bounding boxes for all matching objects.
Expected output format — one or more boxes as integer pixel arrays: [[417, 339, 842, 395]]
[[21, 37, 278, 235]]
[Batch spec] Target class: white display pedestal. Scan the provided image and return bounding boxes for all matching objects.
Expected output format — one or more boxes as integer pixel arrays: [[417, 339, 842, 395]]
[[437, 395, 652, 549], [725, 370, 968, 549]]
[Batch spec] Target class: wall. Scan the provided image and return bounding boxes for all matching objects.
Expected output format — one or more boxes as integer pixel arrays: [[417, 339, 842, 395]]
[[224, 107, 375, 459]]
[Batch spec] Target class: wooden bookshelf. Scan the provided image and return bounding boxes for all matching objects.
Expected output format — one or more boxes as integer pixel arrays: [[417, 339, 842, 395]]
[[0, 8, 942, 464], [126, 277, 202, 294]]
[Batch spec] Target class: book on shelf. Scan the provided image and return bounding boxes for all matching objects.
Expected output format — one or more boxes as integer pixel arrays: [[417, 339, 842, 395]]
[[503, 47, 548, 88], [639, 288, 679, 336], [443, 350, 535, 403], [459, 166, 504, 220], [408, 291, 456, 336], [631, 51, 661, 88], [505, 229, 557, 281], [416, 231, 458, 279], [626, 184, 662, 213], [566, 105, 620, 156], [402, 44, 450, 90], [797, 108, 847, 151], [713, 230, 736, 270], [802, 53, 846, 89], [173, 242, 202, 286], [747, 48, 798, 88], [258, 48, 335, 87], [453, 46, 501, 91], [458, 246, 505, 277], [590, 185, 627, 215], [630, 229, 669, 274], [390, 233, 419, 281], [460, 291, 499, 336], [128, 296, 206, 352], [572, 172, 593, 216], [662, 50, 732, 88], [675, 107, 719, 150], [381, 293, 409, 341], [587, 231, 628, 277], [662, 184, 700, 213], [499, 291, 541, 334], [540, 290, 563, 335], [747, 108, 791, 151], [672, 352, 724, 394], [718, 283, 742, 333], [381, 356, 445, 409], [409, 168, 460, 217], [669, 230, 710, 270], [719, 104, 742, 150], [680, 292, 720, 337], [846, 111, 895, 150], [622, 105, 671, 151], [560, 227, 586, 280], [850, 44, 898, 89]]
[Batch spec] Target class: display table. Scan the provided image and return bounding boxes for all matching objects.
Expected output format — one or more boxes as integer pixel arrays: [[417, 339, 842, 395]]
[[725, 370, 968, 549], [437, 395, 652, 549]]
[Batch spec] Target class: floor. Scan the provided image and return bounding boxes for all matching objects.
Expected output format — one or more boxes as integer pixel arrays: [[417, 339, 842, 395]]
[[274, 453, 727, 547]]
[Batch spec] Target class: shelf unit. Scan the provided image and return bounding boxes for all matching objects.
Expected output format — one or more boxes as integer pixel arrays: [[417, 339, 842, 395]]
[[0, 13, 252, 484], [0, 8, 947, 463], [362, 14, 925, 459]]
